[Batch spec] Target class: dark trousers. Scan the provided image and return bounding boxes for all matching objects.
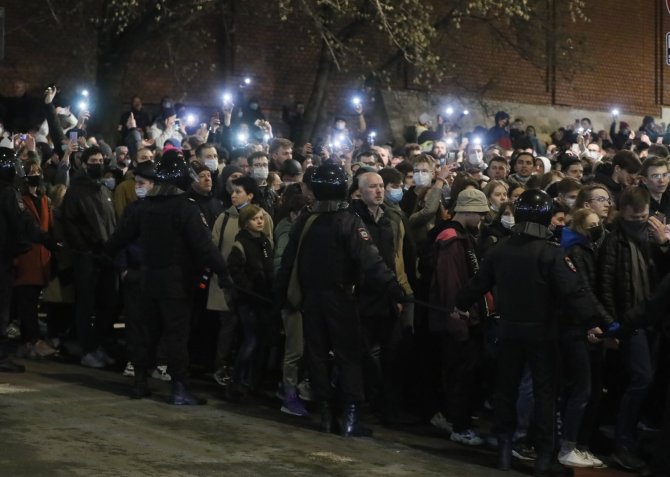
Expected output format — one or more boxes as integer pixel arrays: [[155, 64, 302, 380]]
[[13, 285, 42, 343], [0, 256, 12, 359], [215, 310, 238, 369], [130, 286, 192, 382], [71, 253, 117, 353], [616, 329, 654, 449], [440, 329, 483, 432], [577, 346, 605, 448], [361, 314, 405, 414], [559, 329, 592, 446], [233, 304, 264, 388], [495, 337, 559, 458], [303, 290, 364, 404], [651, 363, 670, 474]]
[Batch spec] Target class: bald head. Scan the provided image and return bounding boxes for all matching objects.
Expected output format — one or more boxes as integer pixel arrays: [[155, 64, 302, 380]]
[[358, 172, 385, 208]]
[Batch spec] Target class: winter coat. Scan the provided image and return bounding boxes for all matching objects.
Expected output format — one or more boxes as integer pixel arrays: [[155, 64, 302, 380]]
[[227, 229, 274, 307], [13, 193, 52, 286], [206, 205, 273, 312]]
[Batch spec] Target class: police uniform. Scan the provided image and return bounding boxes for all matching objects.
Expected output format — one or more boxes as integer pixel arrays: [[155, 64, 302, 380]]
[[276, 163, 406, 436], [456, 190, 598, 476], [105, 150, 231, 404]]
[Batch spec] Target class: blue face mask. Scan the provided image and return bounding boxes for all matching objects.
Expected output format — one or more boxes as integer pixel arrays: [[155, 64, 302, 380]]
[[387, 187, 404, 204]]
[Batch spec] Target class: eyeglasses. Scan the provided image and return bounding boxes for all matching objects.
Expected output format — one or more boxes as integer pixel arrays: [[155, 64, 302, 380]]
[[587, 196, 612, 204], [649, 173, 670, 181]]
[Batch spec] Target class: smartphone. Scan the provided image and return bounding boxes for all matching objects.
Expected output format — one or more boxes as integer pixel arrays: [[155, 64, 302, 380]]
[[19, 134, 27, 141], [655, 211, 666, 225], [69, 131, 78, 143]]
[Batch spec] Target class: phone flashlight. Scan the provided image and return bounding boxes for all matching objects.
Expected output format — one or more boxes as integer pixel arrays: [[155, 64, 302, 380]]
[[263, 133, 270, 143], [81, 89, 89, 97], [473, 136, 481, 145], [186, 114, 196, 126], [446, 137, 454, 146], [369, 131, 377, 138], [78, 101, 88, 111], [238, 132, 248, 144], [352, 97, 361, 106], [612, 108, 620, 116], [244, 77, 251, 85], [222, 93, 232, 103], [463, 109, 470, 116], [577, 127, 584, 134], [445, 107, 454, 116]]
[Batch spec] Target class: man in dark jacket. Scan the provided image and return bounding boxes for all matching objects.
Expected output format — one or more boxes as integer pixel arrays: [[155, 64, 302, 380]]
[[276, 163, 408, 437], [430, 188, 491, 447], [597, 186, 669, 472], [61, 146, 117, 369], [456, 189, 599, 477], [106, 150, 232, 405], [350, 172, 405, 423]]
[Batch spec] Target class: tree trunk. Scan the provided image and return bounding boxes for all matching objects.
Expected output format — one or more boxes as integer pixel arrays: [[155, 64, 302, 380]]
[[93, 50, 131, 144], [301, 40, 334, 144]]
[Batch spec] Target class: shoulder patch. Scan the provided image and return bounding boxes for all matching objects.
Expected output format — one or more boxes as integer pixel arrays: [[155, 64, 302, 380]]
[[436, 228, 458, 242], [358, 227, 370, 241], [564, 256, 577, 273]]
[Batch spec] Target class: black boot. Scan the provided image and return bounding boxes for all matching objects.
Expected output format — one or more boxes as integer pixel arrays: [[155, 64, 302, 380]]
[[534, 453, 574, 477], [497, 434, 512, 471], [130, 368, 151, 399], [339, 403, 373, 437], [168, 381, 207, 405], [319, 401, 335, 434]]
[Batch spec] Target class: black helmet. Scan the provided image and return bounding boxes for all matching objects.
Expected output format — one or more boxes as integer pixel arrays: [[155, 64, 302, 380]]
[[0, 147, 17, 182], [514, 189, 553, 227], [155, 149, 189, 190], [280, 159, 303, 177], [311, 162, 347, 201]]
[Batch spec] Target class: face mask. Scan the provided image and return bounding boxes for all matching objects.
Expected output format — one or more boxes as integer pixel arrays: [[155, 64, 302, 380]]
[[135, 186, 148, 199], [387, 188, 403, 204], [335, 122, 346, 131], [553, 225, 565, 240], [249, 103, 259, 111], [26, 175, 41, 187], [251, 167, 268, 181], [588, 224, 604, 243], [413, 171, 432, 187], [501, 216, 515, 230], [620, 219, 649, 243], [468, 153, 483, 166], [86, 163, 103, 180], [564, 198, 576, 208], [588, 150, 600, 161], [490, 203, 500, 212], [117, 159, 128, 168], [101, 177, 116, 190], [205, 159, 218, 172]]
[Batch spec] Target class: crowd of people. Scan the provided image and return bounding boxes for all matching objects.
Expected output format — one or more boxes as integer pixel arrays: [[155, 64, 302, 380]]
[[2, 78, 670, 477]]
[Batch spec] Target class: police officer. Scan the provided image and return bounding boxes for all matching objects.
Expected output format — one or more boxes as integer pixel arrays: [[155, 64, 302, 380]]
[[276, 163, 408, 437], [105, 150, 233, 405], [0, 147, 55, 372], [455, 190, 598, 477]]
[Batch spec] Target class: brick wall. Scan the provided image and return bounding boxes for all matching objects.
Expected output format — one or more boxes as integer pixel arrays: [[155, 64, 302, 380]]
[[0, 0, 667, 142]]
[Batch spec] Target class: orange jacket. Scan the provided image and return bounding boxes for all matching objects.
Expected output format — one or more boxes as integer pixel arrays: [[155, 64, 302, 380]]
[[14, 193, 52, 286]]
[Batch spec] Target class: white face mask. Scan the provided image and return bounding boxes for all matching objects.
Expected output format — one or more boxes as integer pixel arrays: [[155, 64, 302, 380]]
[[501, 216, 515, 230], [135, 186, 148, 199], [468, 152, 483, 165], [588, 150, 600, 161], [564, 197, 576, 208], [204, 159, 218, 172], [490, 203, 499, 212], [101, 178, 116, 190], [251, 167, 269, 181], [413, 171, 432, 187]]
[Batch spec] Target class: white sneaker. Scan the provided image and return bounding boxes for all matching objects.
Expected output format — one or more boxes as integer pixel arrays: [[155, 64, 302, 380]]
[[122, 361, 135, 377], [558, 448, 594, 468], [151, 365, 171, 381], [430, 412, 453, 433], [581, 450, 605, 468], [450, 429, 484, 446]]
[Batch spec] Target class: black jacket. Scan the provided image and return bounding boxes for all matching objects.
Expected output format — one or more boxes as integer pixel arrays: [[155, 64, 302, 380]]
[[228, 229, 274, 306], [188, 188, 224, 230], [105, 184, 228, 298], [61, 173, 116, 254], [597, 222, 658, 324], [276, 201, 404, 304], [349, 199, 397, 318], [456, 222, 598, 340], [0, 180, 48, 258]]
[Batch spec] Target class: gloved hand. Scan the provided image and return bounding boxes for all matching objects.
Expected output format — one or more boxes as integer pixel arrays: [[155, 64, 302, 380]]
[[218, 274, 234, 290]]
